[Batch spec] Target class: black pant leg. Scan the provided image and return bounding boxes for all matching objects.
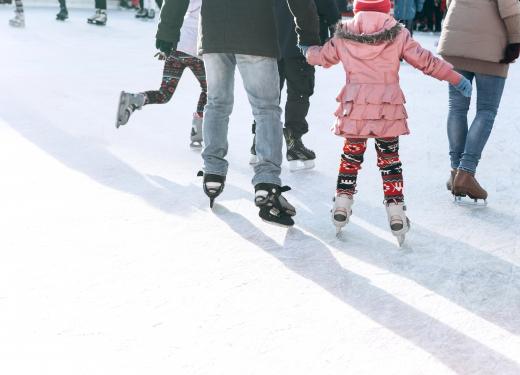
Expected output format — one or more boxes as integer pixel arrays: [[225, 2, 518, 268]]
[[282, 56, 315, 137], [95, 0, 106, 10]]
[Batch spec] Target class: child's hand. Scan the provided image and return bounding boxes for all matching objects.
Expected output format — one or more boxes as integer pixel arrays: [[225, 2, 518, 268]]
[[454, 77, 472, 98], [298, 45, 309, 57]]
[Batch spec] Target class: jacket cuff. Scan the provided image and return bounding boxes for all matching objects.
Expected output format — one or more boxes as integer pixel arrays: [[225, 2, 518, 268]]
[[504, 14, 520, 44]]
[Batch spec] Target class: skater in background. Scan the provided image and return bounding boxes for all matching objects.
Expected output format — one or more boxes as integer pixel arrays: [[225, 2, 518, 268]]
[[421, 0, 443, 33], [438, 0, 520, 203], [250, 0, 340, 171], [88, 0, 107, 26], [117, 0, 206, 149], [135, 0, 162, 19], [9, 0, 24, 27], [56, 0, 68, 21], [156, 0, 320, 226], [302, 0, 472, 244], [394, 0, 424, 36]]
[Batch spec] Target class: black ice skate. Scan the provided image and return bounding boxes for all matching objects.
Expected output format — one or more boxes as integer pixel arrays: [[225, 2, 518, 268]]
[[56, 6, 68, 21], [198, 171, 226, 208], [385, 201, 411, 246], [87, 9, 107, 26], [190, 113, 203, 149], [284, 128, 316, 172], [116, 91, 146, 128], [254, 183, 296, 227]]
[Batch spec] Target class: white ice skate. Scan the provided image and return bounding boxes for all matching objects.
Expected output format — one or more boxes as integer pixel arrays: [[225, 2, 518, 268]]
[[87, 9, 107, 26], [385, 201, 410, 246], [9, 12, 25, 28], [332, 194, 354, 235], [190, 113, 203, 149], [115, 92, 146, 128]]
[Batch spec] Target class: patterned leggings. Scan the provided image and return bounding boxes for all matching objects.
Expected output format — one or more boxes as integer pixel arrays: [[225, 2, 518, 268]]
[[144, 51, 207, 116], [337, 137, 404, 203]]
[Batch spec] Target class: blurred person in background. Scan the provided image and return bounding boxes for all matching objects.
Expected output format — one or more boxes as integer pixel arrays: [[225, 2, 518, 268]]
[[87, 0, 107, 25], [8, 0, 24, 27], [394, 0, 424, 35]]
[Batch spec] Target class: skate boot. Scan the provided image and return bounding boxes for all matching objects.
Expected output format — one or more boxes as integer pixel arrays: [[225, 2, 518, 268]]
[[332, 194, 354, 235], [446, 169, 456, 191], [56, 7, 68, 21], [452, 170, 488, 205], [385, 201, 410, 246], [190, 113, 203, 149], [9, 12, 25, 28], [284, 128, 316, 171], [87, 9, 107, 26], [135, 8, 148, 18], [147, 9, 155, 19], [198, 171, 226, 208], [254, 183, 296, 227], [249, 122, 258, 165], [116, 91, 146, 128]]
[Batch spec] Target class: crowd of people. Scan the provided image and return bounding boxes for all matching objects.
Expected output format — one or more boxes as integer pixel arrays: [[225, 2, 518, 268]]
[[5, 0, 520, 245]]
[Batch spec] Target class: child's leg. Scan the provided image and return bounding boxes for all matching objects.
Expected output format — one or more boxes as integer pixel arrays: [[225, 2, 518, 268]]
[[375, 137, 404, 203], [144, 51, 187, 105], [337, 138, 368, 196], [186, 56, 208, 116]]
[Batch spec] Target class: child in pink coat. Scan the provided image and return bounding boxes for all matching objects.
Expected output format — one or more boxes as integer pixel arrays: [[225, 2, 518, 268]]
[[304, 0, 471, 244]]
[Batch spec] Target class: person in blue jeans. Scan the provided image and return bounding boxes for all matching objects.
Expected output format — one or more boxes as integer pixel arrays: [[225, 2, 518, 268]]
[[155, 0, 321, 226], [438, 0, 520, 202]]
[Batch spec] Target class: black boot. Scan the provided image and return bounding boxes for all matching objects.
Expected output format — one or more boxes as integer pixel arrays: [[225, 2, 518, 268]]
[[254, 183, 296, 227], [198, 171, 226, 208], [284, 128, 316, 171]]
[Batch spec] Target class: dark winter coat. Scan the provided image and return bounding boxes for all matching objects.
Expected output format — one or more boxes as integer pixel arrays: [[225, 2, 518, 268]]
[[394, 0, 425, 21], [157, 0, 321, 59], [278, 0, 341, 58]]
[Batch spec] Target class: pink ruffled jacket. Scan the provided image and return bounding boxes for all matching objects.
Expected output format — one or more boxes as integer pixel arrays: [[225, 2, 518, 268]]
[[307, 12, 461, 138]]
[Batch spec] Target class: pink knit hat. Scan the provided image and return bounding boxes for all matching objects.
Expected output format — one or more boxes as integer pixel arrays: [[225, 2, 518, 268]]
[[353, 0, 392, 14]]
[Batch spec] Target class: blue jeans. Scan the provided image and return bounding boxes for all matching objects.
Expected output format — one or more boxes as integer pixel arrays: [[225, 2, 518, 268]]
[[447, 70, 506, 174], [202, 53, 283, 186]]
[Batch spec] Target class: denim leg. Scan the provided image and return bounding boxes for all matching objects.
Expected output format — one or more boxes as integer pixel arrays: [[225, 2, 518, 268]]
[[447, 70, 473, 170], [236, 55, 283, 186], [201, 53, 236, 177], [458, 73, 506, 174]]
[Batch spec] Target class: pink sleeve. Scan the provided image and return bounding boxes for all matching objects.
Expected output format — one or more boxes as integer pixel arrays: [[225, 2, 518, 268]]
[[401, 30, 461, 84], [306, 38, 341, 68]]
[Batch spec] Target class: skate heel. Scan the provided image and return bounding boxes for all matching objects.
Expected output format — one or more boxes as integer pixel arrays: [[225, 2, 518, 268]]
[[255, 184, 296, 227], [385, 202, 410, 246], [198, 171, 225, 208], [249, 154, 259, 165], [331, 194, 353, 235]]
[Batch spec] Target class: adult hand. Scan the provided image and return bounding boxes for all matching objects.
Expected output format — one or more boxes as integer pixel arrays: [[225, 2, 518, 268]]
[[454, 77, 472, 98], [500, 43, 520, 64], [155, 39, 174, 56]]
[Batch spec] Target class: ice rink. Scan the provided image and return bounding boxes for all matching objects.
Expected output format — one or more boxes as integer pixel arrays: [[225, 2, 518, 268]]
[[1, 6, 520, 375]]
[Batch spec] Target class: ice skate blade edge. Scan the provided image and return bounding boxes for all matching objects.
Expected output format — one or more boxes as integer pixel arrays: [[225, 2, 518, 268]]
[[289, 160, 315, 172], [453, 195, 487, 207]]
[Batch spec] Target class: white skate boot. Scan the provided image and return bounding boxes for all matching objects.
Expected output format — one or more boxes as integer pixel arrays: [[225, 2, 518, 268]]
[[332, 194, 354, 235], [115, 92, 146, 128], [385, 201, 410, 246], [190, 113, 203, 149], [9, 12, 25, 28]]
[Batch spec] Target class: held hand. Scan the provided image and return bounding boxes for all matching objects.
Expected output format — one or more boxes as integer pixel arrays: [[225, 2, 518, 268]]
[[454, 77, 472, 98], [298, 44, 310, 57], [155, 39, 174, 56], [500, 43, 520, 64]]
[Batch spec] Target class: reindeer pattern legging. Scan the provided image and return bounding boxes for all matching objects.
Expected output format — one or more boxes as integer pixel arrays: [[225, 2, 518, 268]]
[[337, 137, 404, 203], [144, 51, 207, 115]]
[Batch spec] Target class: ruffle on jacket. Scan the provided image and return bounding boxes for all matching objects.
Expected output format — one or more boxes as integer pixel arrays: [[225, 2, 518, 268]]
[[332, 84, 410, 138]]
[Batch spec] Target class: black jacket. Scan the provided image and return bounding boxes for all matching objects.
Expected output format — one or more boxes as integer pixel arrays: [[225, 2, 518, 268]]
[[277, 0, 340, 58], [157, 0, 321, 59]]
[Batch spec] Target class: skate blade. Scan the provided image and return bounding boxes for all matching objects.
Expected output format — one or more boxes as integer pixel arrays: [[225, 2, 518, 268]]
[[397, 235, 405, 247], [453, 195, 487, 207], [289, 160, 315, 172], [249, 155, 258, 165], [260, 218, 293, 228]]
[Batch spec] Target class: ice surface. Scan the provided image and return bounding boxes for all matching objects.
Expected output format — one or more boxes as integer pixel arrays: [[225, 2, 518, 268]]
[[1, 7, 519, 375]]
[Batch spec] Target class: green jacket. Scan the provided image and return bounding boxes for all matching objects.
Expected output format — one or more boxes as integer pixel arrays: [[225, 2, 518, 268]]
[[157, 0, 321, 58]]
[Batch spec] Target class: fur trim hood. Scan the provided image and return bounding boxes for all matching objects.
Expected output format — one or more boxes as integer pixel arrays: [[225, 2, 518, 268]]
[[335, 22, 403, 45]]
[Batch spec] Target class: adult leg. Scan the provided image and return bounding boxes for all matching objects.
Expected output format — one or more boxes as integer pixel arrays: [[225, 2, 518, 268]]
[[144, 51, 188, 104], [186, 56, 208, 116], [337, 138, 368, 195], [236, 55, 283, 186], [14, 0, 23, 13], [95, 0, 106, 9], [458, 73, 506, 174], [201, 53, 236, 177], [447, 70, 473, 170], [375, 137, 404, 203]]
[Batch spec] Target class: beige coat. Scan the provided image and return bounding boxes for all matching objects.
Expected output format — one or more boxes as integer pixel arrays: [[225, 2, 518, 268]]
[[438, 0, 520, 77]]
